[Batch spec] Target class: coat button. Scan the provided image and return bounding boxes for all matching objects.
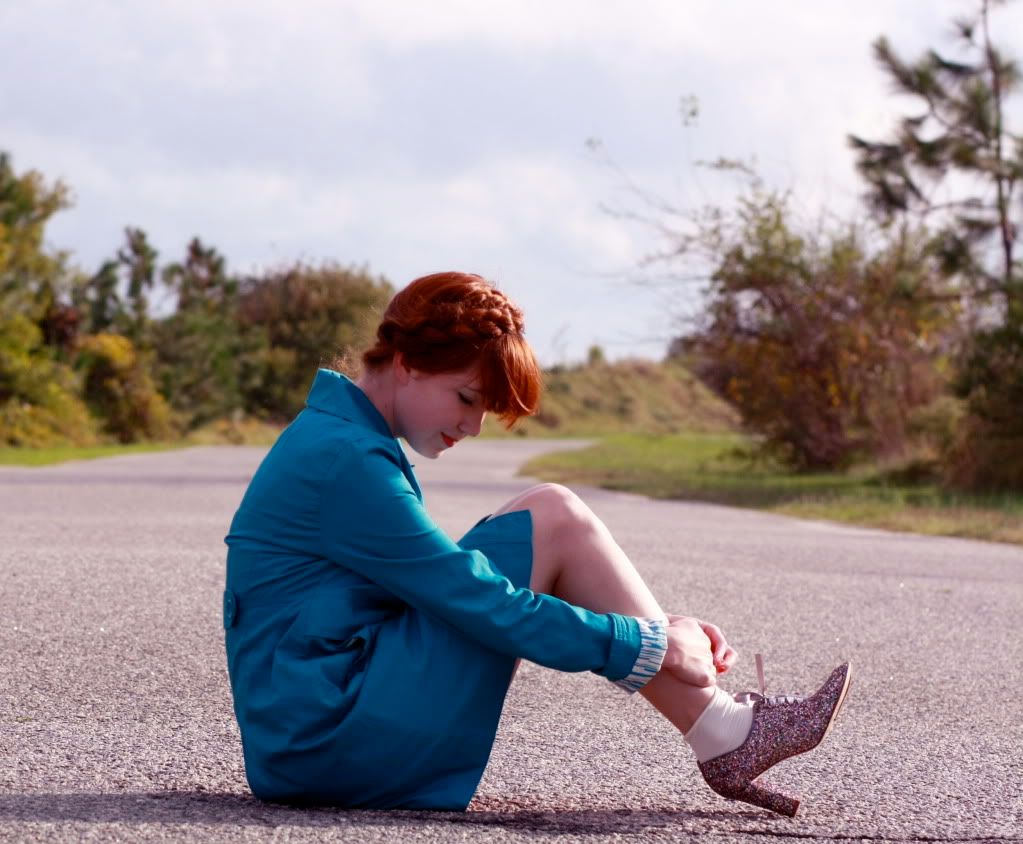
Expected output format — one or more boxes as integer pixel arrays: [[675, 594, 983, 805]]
[[223, 590, 238, 629]]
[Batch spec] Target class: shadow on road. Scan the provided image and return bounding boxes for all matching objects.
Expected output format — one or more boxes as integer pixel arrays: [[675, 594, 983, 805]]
[[0, 790, 763, 832]]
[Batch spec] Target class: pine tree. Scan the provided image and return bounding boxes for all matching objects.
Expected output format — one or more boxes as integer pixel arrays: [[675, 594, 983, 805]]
[[849, 0, 1023, 489]]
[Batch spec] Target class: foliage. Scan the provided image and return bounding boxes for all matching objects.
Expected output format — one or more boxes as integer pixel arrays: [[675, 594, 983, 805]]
[[0, 155, 96, 446], [679, 192, 954, 470], [235, 263, 392, 421], [849, 0, 1023, 489], [848, 2, 1019, 298], [945, 320, 1023, 489], [74, 227, 159, 348], [153, 238, 245, 429], [76, 333, 176, 443], [0, 152, 72, 322], [183, 416, 283, 447], [586, 344, 606, 366], [0, 313, 98, 446], [0, 149, 399, 446]]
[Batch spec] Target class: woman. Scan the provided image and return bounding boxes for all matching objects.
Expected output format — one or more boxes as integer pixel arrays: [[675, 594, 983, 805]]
[[224, 271, 850, 817]]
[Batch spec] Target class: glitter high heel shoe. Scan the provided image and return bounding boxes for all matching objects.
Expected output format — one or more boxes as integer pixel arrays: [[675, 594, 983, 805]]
[[697, 658, 852, 817]]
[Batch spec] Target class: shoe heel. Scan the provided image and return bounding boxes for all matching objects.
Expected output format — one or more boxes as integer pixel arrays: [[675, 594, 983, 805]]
[[735, 780, 800, 817]]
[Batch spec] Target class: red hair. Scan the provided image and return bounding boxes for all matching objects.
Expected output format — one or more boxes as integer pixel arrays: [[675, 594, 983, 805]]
[[362, 272, 542, 426]]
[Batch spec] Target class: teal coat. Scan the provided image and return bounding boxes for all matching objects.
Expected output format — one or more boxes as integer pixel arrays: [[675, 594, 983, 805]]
[[224, 369, 645, 809]]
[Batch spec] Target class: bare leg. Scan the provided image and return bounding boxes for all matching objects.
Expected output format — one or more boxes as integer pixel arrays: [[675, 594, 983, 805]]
[[491, 483, 714, 732]]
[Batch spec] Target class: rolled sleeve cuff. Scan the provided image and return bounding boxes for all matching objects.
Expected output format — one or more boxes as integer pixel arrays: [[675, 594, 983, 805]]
[[611, 616, 668, 694]]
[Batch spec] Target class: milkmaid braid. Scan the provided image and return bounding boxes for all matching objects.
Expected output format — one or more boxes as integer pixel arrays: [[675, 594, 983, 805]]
[[361, 272, 542, 424]]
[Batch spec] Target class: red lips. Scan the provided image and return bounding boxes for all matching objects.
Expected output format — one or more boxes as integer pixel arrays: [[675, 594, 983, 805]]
[[441, 434, 455, 448]]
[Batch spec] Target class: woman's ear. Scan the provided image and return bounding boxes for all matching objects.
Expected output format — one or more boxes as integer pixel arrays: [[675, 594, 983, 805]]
[[392, 351, 412, 385]]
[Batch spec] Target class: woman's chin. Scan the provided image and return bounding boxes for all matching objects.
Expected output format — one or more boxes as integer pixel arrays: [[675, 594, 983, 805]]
[[406, 440, 443, 460]]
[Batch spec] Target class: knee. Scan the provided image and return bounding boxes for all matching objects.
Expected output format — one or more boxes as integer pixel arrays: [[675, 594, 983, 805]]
[[520, 483, 595, 537]]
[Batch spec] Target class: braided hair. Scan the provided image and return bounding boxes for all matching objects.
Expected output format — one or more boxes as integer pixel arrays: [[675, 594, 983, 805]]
[[361, 272, 542, 425]]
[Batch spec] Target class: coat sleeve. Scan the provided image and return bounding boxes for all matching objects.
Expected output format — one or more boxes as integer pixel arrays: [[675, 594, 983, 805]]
[[318, 439, 642, 680]]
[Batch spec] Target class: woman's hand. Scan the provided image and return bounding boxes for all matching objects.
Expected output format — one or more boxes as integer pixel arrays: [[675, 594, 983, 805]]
[[697, 619, 738, 675], [662, 615, 738, 686], [662, 615, 716, 686]]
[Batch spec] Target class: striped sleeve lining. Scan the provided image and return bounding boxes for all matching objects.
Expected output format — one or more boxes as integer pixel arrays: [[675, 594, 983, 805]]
[[612, 616, 668, 694]]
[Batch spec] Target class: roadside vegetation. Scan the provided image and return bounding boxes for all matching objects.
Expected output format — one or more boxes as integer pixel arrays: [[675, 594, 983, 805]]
[[483, 354, 738, 437], [0, 417, 283, 466], [0, 358, 733, 464], [0, 442, 184, 467], [524, 434, 1023, 546]]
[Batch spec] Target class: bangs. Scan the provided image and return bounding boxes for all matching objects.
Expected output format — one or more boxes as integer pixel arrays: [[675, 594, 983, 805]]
[[476, 333, 543, 427]]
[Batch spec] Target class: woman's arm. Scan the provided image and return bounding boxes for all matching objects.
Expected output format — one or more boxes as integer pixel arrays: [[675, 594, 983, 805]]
[[319, 440, 661, 685]]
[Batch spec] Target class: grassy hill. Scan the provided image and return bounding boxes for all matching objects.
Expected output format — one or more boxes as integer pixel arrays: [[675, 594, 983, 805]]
[[485, 359, 739, 437]]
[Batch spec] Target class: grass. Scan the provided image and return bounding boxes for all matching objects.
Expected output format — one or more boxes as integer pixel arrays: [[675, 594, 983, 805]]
[[0, 418, 284, 467], [482, 358, 739, 438], [0, 442, 187, 467], [523, 433, 1023, 546]]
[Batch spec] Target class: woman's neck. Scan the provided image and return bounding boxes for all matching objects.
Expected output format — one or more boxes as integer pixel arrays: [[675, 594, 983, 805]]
[[355, 368, 397, 436]]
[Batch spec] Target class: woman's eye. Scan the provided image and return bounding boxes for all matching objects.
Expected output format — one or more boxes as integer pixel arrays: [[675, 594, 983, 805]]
[[458, 393, 473, 406]]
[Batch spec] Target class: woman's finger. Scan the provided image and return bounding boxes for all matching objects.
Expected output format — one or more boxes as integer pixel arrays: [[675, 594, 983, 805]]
[[715, 646, 738, 673], [699, 621, 728, 659]]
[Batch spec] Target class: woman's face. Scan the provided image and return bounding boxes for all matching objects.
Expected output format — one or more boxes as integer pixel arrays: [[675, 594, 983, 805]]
[[392, 363, 486, 459]]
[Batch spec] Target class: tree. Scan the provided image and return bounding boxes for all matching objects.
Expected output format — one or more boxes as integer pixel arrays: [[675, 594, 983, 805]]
[[154, 238, 244, 429], [0, 152, 96, 445], [0, 152, 72, 320], [235, 263, 393, 420], [118, 227, 158, 346], [75, 227, 158, 346], [849, 1, 1019, 300], [76, 259, 122, 335], [680, 191, 952, 470], [849, 0, 1023, 489]]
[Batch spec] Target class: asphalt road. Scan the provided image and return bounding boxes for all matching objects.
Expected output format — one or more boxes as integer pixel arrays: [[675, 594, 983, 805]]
[[1, 441, 1021, 843]]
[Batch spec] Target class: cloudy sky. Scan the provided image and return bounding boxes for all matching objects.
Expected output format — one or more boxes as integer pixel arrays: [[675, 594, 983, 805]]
[[4, 0, 1021, 363]]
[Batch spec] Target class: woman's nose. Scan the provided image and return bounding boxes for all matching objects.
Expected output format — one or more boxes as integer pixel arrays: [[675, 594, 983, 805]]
[[459, 409, 486, 437]]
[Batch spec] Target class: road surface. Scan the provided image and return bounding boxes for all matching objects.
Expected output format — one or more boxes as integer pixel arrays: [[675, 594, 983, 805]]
[[1, 441, 1020, 842]]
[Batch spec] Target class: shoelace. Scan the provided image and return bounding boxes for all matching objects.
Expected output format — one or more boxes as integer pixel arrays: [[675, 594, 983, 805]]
[[759, 692, 804, 705], [734, 653, 804, 706], [735, 691, 804, 705]]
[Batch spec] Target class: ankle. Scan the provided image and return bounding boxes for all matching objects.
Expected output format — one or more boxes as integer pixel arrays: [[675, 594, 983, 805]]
[[684, 685, 717, 730], [684, 686, 754, 762]]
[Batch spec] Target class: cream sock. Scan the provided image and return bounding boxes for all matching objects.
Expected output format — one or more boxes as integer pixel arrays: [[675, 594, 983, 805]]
[[684, 687, 755, 762]]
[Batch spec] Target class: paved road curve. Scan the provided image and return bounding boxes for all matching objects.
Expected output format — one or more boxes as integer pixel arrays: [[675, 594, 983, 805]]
[[1, 442, 1021, 843]]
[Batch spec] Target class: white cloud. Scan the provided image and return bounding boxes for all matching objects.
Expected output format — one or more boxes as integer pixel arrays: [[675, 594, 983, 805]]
[[4, 0, 1023, 362]]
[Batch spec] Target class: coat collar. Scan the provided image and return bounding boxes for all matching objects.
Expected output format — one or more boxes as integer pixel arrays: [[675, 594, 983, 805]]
[[306, 369, 423, 501], [305, 369, 394, 438]]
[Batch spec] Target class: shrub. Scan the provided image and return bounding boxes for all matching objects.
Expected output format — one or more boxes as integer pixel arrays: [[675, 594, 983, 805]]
[[236, 263, 392, 420], [0, 313, 98, 446], [76, 333, 176, 443], [682, 194, 953, 470], [945, 321, 1023, 490]]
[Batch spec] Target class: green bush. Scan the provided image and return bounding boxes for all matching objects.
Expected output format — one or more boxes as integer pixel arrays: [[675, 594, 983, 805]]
[[76, 333, 176, 443], [236, 263, 392, 420], [0, 313, 98, 446], [946, 321, 1023, 491]]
